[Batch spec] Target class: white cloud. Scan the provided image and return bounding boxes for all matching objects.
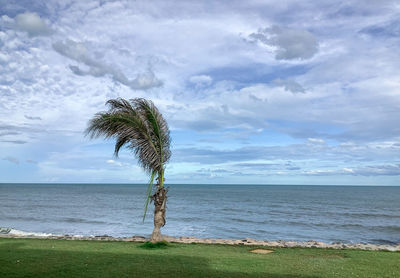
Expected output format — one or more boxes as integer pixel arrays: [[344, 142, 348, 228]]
[[274, 79, 305, 93], [189, 75, 212, 87], [0, 52, 10, 64], [1, 0, 400, 183], [106, 159, 122, 166], [3, 156, 19, 164], [250, 25, 318, 60], [308, 138, 325, 144], [343, 168, 354, 173], [15, 12, 52, 37], [53, 40, 163, 90]]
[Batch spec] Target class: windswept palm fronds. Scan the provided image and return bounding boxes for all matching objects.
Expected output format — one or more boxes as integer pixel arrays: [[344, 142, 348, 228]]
[[85, 98, 171, 242], [85, 98, 170, 177]]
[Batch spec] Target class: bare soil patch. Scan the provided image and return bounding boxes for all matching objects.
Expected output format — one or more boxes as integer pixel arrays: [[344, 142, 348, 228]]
[[250, 249, 274, 254]]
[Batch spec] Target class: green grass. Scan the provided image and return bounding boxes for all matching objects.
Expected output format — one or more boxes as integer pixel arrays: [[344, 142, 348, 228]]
[[139, 241, 170, 249], [0, 238, 399, 277]]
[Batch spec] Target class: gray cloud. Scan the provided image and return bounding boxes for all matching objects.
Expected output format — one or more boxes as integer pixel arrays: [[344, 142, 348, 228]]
[[360, 19, 400, 37], [351, 164, 400, 176], [233, 162, 281, 169], [304, 164, 400, 176], [53, 40, 163, 90], [250, 25, 318, 60], [172, 143, 400, 177], [3, 156, 19, 164], [233, 162, 302, 171], [189, 75, 213, 87], [15, 12, 52, 37], [1, 0, 399, 184], [24, 115, 42, 120], [171, 102, 269, 132], [1, 140, 27, 144], [0, 131, 20, 137], [173, 140, 399, 166], [172, 145, 298, 164], [273, 78, 305, 93], [0, 123, 38, 134], [0, 123, 47, 144]]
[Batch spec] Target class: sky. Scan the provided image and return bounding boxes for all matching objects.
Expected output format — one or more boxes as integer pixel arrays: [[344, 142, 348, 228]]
[[0, 0, 399, 185]]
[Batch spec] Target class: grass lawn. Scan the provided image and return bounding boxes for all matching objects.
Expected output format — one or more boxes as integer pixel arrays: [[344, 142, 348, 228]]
[[0, 238, 399, 278]]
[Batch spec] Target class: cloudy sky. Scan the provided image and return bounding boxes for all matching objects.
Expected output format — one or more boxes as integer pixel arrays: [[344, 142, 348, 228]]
[[1, 0, 399, 185]]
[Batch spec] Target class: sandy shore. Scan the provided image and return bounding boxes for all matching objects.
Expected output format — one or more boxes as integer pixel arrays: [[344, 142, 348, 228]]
[[0, 230, 398, 251]]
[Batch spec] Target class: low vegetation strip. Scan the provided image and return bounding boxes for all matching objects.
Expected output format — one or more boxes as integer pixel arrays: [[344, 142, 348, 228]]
[[2, 232, 399, 251], [1, 238, 399, 278]]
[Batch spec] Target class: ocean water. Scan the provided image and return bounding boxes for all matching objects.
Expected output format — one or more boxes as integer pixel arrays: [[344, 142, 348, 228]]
[[0, 183, 399, 244]]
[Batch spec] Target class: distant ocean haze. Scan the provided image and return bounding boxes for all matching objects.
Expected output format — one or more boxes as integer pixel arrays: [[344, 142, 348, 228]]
[[0, 184, 399, 244]]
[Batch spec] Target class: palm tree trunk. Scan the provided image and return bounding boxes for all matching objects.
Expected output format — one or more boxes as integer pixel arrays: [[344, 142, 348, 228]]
[[151, 186, 168, 242]]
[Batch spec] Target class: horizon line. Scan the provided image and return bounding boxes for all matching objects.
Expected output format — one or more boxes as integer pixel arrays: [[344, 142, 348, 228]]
[[0, 182, 398, 187]]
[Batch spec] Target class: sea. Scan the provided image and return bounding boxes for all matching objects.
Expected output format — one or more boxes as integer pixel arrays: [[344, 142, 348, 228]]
[[1, 183, 399, 244]]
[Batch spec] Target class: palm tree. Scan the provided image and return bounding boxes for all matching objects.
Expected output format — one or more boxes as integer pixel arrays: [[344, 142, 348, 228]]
[[85, 98, 171, 242]]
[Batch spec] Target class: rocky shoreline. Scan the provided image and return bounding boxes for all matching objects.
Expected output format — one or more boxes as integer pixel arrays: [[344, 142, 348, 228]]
[[0, 230, 398, 251]]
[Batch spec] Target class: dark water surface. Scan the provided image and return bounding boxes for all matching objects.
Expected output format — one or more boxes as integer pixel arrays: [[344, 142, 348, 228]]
[[1, 184, 399, 244]]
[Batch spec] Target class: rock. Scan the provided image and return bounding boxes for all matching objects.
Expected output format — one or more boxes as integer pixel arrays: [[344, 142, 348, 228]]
[[131, 236, 146, 240], [0, 228, 11, 234]]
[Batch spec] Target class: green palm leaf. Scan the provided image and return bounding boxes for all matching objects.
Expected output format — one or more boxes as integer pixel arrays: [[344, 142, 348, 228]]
[[85, 98, 171, 175], [85, 98, 171, 222], [143, 170, 156, 222]]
